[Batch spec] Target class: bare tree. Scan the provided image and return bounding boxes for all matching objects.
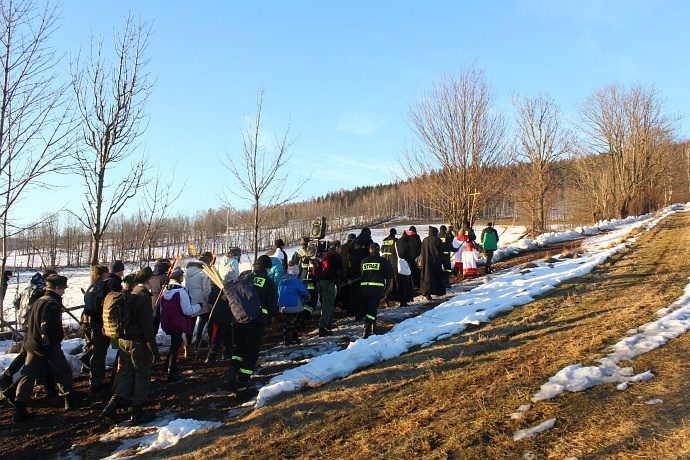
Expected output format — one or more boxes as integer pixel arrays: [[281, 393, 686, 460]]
[[398, 63, 509, 229], [69, 13, 153, 266], [135, 168, 183, 264], [511, 92, 572, 236], [221, 85, 306, 262], [0, 0, 73, 314], [576, 83, 679, 219]]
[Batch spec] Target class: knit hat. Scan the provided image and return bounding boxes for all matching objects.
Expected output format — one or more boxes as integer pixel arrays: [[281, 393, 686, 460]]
[[255, 254, 272, 270], [170, 266, 184, 280], [110, 260, 125, 273], [361, 227, 371, 235], [389, 228, 397, 235], [134, 266, 153, 284], [328, 239, 341, 249], [369, 242, 380, 251], [347, 233, 357, 241], [45, 274, 68, 288]]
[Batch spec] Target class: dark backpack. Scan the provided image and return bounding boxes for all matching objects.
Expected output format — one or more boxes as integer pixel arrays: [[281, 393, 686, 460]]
[[83, 279, 108, 317], [223, 271, 263, 324], [312, 251, 335, 281], [102, 290, 135, 339]]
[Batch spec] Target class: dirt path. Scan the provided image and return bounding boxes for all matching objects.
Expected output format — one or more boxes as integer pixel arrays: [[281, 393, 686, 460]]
[[0, 228, 649, 459]]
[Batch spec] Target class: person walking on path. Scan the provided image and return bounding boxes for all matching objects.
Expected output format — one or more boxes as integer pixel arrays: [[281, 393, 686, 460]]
[[102, 267, 161, 425], [359, 243, 394, 338], [407, 226, 423, 290], [480, 222, 499, 274], [420, 226, 446, 301], [12, 275, 82, 422], [160, 266, 201, 381], [315, 240, 346, 336]]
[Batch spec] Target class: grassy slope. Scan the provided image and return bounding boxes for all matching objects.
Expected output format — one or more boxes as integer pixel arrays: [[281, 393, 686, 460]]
[[150, 212, 690, 460]]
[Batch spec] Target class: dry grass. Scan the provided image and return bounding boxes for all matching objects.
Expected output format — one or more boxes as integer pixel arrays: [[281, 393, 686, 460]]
[[145, 213, 690, 460]]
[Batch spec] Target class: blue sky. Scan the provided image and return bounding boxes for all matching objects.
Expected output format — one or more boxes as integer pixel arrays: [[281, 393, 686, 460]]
[[13, 0, 690, 226]]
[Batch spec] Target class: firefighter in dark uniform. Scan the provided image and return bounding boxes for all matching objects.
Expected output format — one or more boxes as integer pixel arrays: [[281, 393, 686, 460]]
[[224, 255, 278, 397], [102, 267, 161, 425], [359, 243, 394, 339], [380, 228, 398, 305], [438, 225, 454, 289], [12, 275, 81, 422]]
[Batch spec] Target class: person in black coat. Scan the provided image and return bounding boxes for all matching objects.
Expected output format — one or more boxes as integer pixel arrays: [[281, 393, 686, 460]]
[[359, 243, 394, 338], [407, 226, 423, 290], [150, 258, 171, 336], [349, 227, 374, 320], [391, 232, 415, 306], [438, 225, 454, 288], [337, 233, 358, 314], [380, 228, 398, 305], [224, 255, 278, 397], [206, 282, 233, 364], [420, 226, 446, 300], [89, 260, 124, 396], [12, 275, 81, 422]]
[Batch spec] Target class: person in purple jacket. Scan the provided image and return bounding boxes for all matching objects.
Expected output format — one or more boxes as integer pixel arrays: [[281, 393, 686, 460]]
[[159, 266, 201, 382]]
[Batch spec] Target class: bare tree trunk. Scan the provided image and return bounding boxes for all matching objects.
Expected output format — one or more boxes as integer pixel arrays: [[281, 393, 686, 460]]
[[70, 13, 153, 266], [220, 85, 306, 263]]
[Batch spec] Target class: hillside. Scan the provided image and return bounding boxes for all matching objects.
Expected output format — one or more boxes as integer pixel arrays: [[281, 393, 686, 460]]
[[2, 210, 689, 459], [144, 212, 690, 459]]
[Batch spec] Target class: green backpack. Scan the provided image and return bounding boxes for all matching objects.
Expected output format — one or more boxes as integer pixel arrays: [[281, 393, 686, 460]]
[[102, 290, 136, 339]]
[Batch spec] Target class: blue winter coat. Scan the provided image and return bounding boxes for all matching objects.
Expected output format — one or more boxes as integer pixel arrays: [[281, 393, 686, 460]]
[[268, 256, 284, 286], [278, 274, 310, 314]]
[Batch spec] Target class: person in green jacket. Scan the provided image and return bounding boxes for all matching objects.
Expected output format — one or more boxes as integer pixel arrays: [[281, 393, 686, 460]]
[[480, 222, 499, 274]]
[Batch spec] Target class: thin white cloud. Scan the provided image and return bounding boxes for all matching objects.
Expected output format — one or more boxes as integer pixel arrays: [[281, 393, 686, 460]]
[[336, 110, 385, 136]]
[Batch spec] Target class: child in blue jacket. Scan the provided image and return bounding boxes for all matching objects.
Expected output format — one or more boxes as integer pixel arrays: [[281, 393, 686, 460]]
[[278, 264, 310, 345]]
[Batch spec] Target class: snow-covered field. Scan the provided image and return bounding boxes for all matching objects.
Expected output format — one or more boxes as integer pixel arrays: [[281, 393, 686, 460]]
[[2, 206, 688, 458]]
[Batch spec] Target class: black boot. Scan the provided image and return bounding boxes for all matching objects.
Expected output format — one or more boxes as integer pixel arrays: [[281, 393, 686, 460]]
[[224, 369, 238, 392], [363, 321, 373, 339], [2, 383, 17, 407], [0, 373, 11, 390], [12, 401, 30, 423], [65, 392, 84, 410], [318, 327, 333, 337], [234, 380, 253, 398], [167, 349, 180, 381], [130, 404, 156, 425], [167, 364, 181, 382], [102, 395, 120, 422]]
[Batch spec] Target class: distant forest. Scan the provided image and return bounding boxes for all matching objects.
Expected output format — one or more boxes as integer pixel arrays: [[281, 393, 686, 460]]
[[9, 139, 690, 269]]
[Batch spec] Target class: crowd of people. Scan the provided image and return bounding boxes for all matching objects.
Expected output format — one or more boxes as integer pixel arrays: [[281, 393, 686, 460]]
[[1, 221, 499, 425]]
